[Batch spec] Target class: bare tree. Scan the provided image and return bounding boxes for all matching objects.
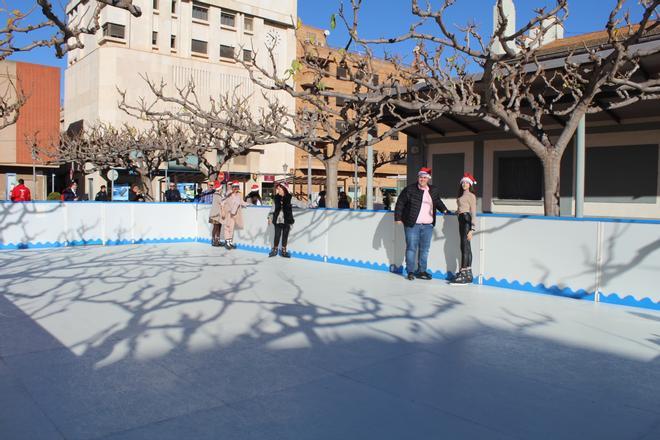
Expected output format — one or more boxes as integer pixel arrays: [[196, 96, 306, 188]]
[[34, 123, 195, 201], [0, 0, 141, 60], [231, 22, 463, 208], [0, 72, 26, 129], [350, 0, 660, 215], [342, 148, 407, 174], [118, 78, 284, 179]]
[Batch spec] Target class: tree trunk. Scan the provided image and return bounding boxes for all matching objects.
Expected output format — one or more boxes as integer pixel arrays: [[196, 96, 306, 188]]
[[324, 157, 340, 208], [541, 154, 561, 216], [138, 172, 154, 201]]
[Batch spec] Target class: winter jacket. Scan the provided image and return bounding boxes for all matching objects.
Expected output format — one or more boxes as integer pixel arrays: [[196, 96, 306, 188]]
[[129, 191, 145, 202], [164, 189, 182, 202], [10, 184, 31, 202], [62, 188, 78, 201], [394, 183, 448, 227], [269, 193, 295, 225], [95, 190, 109, 201]]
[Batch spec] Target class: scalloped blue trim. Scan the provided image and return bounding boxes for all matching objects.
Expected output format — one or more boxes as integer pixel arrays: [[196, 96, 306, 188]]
[[326, 256, 397, 273], [599, 292, 660, 310], [289, 250, 325, 262], [234, 243, 270, 254], [482, 276, 597, 300], [1, 237, 198, 250]]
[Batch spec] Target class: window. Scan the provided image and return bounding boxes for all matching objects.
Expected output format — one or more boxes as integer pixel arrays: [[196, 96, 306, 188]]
[[191, 39, 207, 54], [221, 12, 236, 27], [170, 35, 177, 49], [335, 96, 347, 106], [495, 153, 543, 200], [152, 31, 158, 46], [244, 16, 254, 33], [390, 132, 399, 140], [171, 0, 177, 14], [192, 2, 208, 21], [585, 145, 658, 202], [336, 66, 348, 79], [153, 0, 159, 10], [389, 152, 406, 164], [220, 45, 235, 59], [102, 23, 125, 39], [372, 74, 380, 86], [335, 120, 348, 132], [242, 49, 253, 63]]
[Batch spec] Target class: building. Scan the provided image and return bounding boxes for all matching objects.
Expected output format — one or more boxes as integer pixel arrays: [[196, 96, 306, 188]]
[[0, 61, 60, 200], [405, 2, 660, 219], [64, 0, 297, 200], [292, 25, 408, 207]]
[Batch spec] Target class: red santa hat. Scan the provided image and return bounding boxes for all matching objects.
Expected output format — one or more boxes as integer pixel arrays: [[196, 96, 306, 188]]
[[251, 184, 259, 191], [231, 180, 240, 188], [418, 167, 432, 178], [460, 172, 477, 186], [277, 181, 290, 193]]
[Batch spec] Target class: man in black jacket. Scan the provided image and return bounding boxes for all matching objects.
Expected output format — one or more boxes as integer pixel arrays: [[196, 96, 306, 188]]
[[394, 167, 449, 281], [164, 183, 182, 202], [95, 185, 110, 201]]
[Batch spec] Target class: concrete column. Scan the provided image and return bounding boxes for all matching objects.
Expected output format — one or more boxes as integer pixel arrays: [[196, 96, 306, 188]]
[[575, 115, 586, 217], [473, 140, 484, 213], [366, 144, 374, 210]]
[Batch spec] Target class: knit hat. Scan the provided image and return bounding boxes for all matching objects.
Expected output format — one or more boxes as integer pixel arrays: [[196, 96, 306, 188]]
[[460, 172, 477, 186], [250, 184, 259, 191], [418, 167, 432, 178]]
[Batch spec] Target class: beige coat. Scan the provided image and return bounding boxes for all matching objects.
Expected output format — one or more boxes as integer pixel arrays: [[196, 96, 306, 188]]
[[220, 192, 247, 229], [208, 190, 225, 224]]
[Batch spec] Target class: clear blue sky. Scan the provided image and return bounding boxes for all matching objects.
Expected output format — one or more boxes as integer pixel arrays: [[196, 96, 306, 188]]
[[1, 0, 649, 95]]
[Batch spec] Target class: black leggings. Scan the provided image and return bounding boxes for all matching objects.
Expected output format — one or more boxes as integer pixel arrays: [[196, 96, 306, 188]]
[[458, 213, 472, 269], [212, 224, 222, 241], [273, 224, 291, 248]]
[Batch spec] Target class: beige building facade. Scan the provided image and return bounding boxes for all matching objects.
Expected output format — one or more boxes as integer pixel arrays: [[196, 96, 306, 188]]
[[64, 0, 297, 200], [292, 25, 408, 208]]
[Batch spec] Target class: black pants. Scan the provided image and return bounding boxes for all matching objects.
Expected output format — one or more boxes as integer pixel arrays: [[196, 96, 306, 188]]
[[458, 213, 472, 268], [273, 224, 291, 248], [212, 224, 222, 241]]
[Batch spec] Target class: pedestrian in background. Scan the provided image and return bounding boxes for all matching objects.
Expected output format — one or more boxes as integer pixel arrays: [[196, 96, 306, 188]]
[[10, 179, 31, 202], [164, 182, 182, 202], [338, 192, 350, 209], [245, 184, 262, 206], [95, 185, 110, 201], [62, 182, 79, 201], [129, 185, 145, 202]]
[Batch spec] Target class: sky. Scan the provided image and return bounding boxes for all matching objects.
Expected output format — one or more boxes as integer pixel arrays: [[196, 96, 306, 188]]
[[0, 0, 650, 97]]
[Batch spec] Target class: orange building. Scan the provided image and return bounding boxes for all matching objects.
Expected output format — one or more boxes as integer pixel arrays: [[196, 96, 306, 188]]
[[0, 61, 60, 200], [292, 25, 408, 208]]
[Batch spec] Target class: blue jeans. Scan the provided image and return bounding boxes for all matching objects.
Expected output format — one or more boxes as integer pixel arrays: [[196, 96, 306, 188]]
[[404, 224, 433, 275]]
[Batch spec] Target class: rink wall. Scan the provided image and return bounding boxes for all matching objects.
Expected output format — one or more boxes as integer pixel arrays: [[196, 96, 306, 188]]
[[2, 201, 659, 310]]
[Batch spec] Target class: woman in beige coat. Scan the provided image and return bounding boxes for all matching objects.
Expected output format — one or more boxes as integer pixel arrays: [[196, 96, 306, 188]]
[[221, 181, 248, 250], [208, 180, 226, 247]]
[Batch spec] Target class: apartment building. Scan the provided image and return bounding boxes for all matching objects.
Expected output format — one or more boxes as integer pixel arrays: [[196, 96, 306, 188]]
[[64, 0, 297, 199], [292, 25, 408, 207], [0, 61, 60, 200]]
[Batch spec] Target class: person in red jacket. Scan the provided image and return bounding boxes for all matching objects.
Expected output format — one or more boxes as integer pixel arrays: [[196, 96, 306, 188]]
[[10, 179, 31, 202]]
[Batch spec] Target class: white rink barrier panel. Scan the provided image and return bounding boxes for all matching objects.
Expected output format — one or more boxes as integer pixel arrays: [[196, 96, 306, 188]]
[[2, 202, 658, 310], [0, 202, 198, 249]]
